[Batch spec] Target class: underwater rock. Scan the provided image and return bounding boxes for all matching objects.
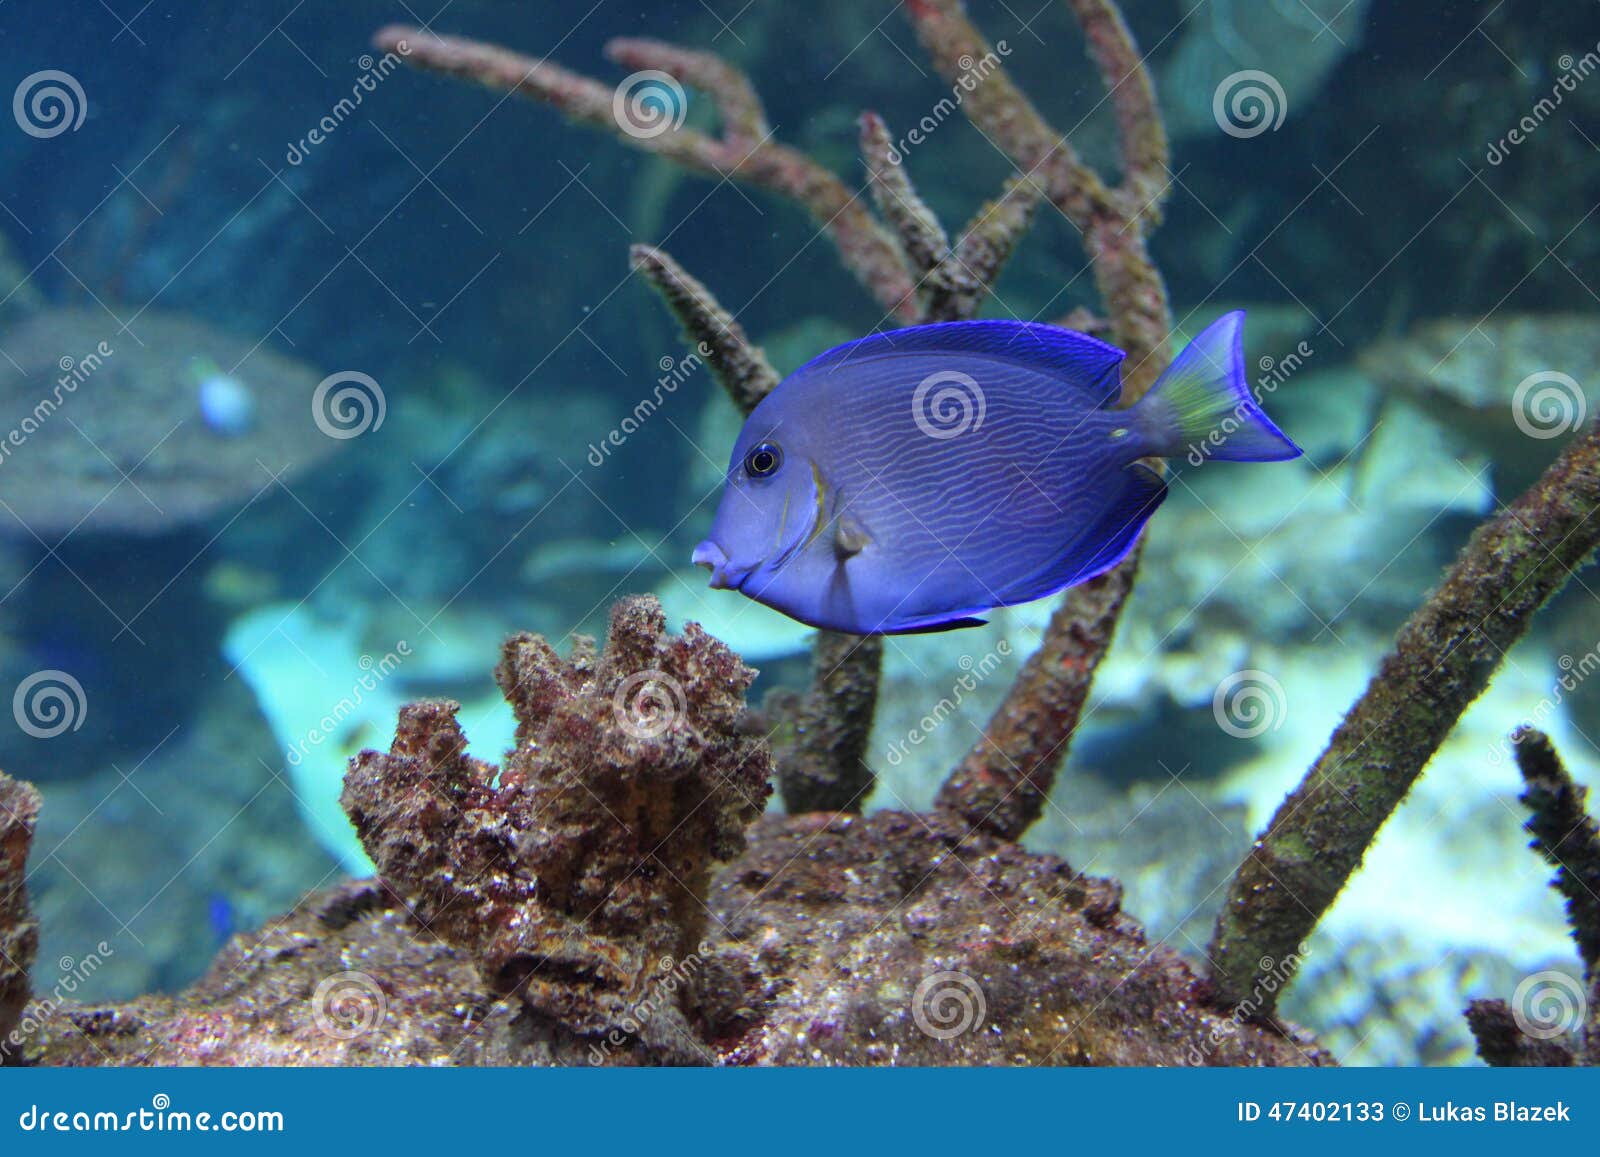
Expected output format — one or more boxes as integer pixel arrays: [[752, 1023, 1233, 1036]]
[[1362, 314, 1600, 491], [0, 771, 40, 1059], [0, 308, 337, 537], [24, 816, 1327, 1066], [341, 595, 771, 1058], [1161, 0, 1371, 141]]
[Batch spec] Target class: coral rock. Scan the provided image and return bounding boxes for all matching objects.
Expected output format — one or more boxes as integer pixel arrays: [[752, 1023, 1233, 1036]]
[[341, 595, 771, 1056], [0, 771, 40, 1061]]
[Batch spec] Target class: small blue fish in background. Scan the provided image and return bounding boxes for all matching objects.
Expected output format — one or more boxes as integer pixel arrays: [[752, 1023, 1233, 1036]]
[[692, 311, 1299, 635]]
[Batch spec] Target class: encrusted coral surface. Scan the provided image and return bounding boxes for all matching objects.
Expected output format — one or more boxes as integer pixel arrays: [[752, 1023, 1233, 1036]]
[[0, 772, 40, 1059], [25, 816, 1325, 1067], [341, 595, 771, 1054]]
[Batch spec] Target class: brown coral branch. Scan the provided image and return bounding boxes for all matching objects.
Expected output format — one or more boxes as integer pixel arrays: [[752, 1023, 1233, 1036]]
[[1514, 728, 1600, 976], [374, 25, 918, 322], [1466, 999, 1578, 1066], [0, 771, 40, 1065], [1511, 727, 1600, 1060], [342, 596, 770, 1061], [1208, 418, 1600, 1014], [945, 173, 1042, 321], [629, 244, 778, 414], [859, 112, 950, 279], [605, 37, 769, 143], [912, 0, 1172, 838], [774, 632, 883, 814], [1064, 0, 1169, 216], [935, 563, 1137, 838]]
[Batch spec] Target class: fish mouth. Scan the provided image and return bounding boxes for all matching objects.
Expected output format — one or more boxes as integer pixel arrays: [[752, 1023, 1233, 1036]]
[[692, 540, 756, 591]]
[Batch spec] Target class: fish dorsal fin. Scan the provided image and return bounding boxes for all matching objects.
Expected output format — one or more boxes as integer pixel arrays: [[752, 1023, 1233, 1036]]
[[792, 320, 1127, 406]]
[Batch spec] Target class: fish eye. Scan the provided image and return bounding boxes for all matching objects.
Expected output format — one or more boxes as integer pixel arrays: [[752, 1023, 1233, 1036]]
[[743, 442, 782, 478]]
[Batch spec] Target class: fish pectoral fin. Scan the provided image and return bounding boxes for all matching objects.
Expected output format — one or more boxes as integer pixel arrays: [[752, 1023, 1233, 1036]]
[[833, 512, 873, 560]]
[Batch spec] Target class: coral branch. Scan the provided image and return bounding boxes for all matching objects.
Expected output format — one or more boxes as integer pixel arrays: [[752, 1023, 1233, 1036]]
[[1511, 728, 1600, 1060], [915, 0, 1172, 836], [0, 771, 40, 1065], [943, 173, 1041, 321], [342, 596, 770, 1062], [374, 25, 917, 322], [903, 0, 1109, 221], [1466, 999, 1577, 1066], [859, 112, 949, 279], [1064, 0, 1169, 216], [1208, 418, 1600, 1014], [629, 244, 778, 414], [1514, 728, 1600, 976], [774, 632, 883, 813], [605, 38, 768, 142], [936, 564, 1136, 838]]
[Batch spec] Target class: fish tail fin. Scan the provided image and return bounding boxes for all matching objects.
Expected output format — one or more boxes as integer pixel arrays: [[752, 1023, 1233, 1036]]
[[1134, 311, 1301, 463]]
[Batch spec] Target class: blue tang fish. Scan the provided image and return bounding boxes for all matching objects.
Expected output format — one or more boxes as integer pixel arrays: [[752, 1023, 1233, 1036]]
[[691, 311, 1299, 634]]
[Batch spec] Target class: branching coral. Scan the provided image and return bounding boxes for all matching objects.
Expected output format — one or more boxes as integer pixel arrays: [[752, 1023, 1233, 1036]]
[[378, 1, 1152, 821], [1465, 729, 1600, 1067], [905, 0, 1173, 840], [372, 25, 917, 323], [1208, 420, 1600, 1014], [0, 771, 39, 1064], [342, 595, 770, 1062]]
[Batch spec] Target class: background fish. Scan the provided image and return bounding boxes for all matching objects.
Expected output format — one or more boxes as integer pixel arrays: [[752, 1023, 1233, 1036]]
[[692, 311, 1300, 634]]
